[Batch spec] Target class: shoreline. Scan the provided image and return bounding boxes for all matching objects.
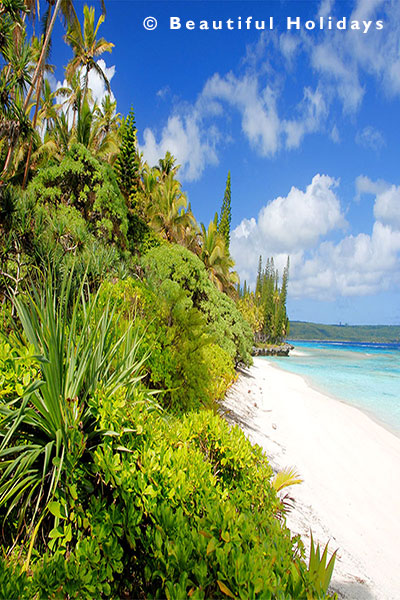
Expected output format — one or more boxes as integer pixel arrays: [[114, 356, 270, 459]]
[[222, 357, 400, 600], [269, 354, 400, 440]]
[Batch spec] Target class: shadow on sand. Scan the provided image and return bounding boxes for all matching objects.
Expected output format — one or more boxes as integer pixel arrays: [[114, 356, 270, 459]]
[[330, 579, 376, 600]]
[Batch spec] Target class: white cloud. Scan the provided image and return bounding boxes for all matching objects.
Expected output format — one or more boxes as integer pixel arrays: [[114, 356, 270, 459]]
[[308, 0, 400, 115], [231, 174, 400, 299], [355, 175, 389, 200], [156, 86, 170, 99], [355, 126, 385, 151], [202, 73, 281, 156], [136, 0, 400, 183], [279, 33, 300, 62], [331, 125, 340, 143], [283, 87, 327, 148], [140, 113, 219, 181], [292, 222, 400, 298], [257, 174, 346, 251], [374, 185, 400, 229], [231, 174, 347, 288], [87, 59, 116, 105], [318, 0, 335, 18], [310, 40, 364, 113]]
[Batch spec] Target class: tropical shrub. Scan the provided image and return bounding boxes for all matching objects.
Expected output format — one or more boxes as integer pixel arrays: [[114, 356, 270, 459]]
[[142, 244, 253, 365], [0, 368, 336, 599], [201, 343, 236, 405], [27, 143, 128, 245], [98, 277, 234, 411], [0, 271, 148, 553], [0, 337, 39, 402]]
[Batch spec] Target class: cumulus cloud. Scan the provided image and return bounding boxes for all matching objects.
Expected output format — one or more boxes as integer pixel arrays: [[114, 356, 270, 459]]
[[257, 174, 346, 251], [231, 174, 347, 289], [87, 59, 116, 105], [374, 185, 400, 229], [231, 174, 400, 299], [140, 113, 219, 181], [292, 222, 400, 298]]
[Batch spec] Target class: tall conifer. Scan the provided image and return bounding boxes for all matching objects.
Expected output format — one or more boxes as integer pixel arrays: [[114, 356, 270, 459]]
[[218, 171, 231, 251], [114, 107, 140, 206]]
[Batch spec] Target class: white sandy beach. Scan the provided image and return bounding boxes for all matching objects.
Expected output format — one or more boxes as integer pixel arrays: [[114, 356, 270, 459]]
[[222, 357, 400, 600]]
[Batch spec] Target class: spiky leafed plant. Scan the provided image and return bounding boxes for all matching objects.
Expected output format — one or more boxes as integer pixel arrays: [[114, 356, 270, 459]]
[[308, 533, 337, 596], [0, 269, 149, 557]]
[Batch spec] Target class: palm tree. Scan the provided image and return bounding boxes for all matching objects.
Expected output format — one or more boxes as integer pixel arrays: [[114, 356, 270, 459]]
[[23, 0, 80, 112], [154, 151, 179, 182], [22, 32, 56, 186], [35, 78, 59, 135], [56, 71, 84, 128], [65, 5, 114, 98], [198, 214, 239, 294], [39, 94, 119, 165], [91, 94, 120, 162], [0, 28, 34, 179], [148, 172, 196, 244]]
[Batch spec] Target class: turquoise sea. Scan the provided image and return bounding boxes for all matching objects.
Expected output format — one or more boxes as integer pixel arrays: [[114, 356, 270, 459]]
[[263, 340, 400, 437]]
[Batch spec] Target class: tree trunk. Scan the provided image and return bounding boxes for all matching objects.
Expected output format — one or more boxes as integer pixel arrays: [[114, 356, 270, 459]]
[[23, 0, 62, 112]]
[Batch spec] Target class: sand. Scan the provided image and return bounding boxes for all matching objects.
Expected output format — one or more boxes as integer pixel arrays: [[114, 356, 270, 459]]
[[221, 357, 400, 600]]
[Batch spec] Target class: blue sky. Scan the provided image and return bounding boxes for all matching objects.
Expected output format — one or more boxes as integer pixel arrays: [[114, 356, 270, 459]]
[[48, 0, 400, 325]]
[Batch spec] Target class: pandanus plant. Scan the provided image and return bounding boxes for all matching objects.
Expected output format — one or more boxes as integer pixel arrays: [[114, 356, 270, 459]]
[[0, 269, 148, 562]]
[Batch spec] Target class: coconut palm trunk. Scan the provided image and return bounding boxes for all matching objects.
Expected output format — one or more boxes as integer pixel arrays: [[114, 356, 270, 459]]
[[23, 0, 62, 112]]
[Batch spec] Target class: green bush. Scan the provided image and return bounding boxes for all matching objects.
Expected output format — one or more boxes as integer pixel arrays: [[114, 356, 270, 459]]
[[201, 343, 236, 404], [0, 384, 335, 599], [27, 143, 128, 245], [93, 402, 332, 598], [99, 277, 234, 411], [0, 271, 149, 549], [142, 244, 253, 365], [0, 336, 39, 402]]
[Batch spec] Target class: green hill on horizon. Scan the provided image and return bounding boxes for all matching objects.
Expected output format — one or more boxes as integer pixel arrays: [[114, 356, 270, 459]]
[[289, 321, 400, 343]]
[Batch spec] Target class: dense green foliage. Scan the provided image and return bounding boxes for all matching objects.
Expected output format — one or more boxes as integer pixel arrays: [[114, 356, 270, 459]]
[[289, 321, 400, 343], [0, 380, 334, 599], [142, 244, 253, 365], [98, 276, 237, 411], [28, 143, 128, 244], [0, 274, 148, 549], [0, 3, 337, 597]]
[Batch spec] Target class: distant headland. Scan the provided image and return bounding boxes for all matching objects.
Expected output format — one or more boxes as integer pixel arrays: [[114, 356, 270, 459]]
[[289, 321, 400, 344]]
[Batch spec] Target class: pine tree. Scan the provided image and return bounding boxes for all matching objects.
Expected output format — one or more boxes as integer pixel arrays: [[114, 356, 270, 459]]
[[255, 255, 263, 298], [218, 171, 231, 251], [114, 107, 140, 206]]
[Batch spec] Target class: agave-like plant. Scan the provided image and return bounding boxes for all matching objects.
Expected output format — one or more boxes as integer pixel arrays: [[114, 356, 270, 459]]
[[308, 532, 337, 596], [0, 269, 148, 556]]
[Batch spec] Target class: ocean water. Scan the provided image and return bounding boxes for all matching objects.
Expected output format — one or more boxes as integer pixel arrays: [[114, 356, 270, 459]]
[[263, 340, 400, 437]]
